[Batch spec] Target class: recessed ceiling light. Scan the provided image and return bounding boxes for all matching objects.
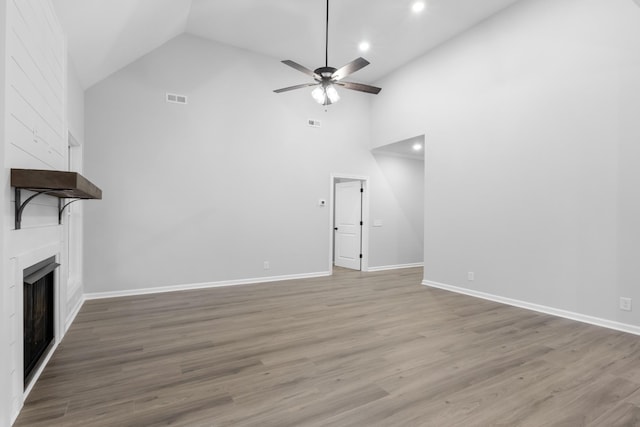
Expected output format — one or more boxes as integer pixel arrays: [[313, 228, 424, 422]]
[[412, 143, 423, 151], [412, 1, 426, 13], [358, 41, 370, 52]]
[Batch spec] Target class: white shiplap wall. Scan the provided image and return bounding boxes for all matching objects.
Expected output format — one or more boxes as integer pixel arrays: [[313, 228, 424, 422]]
[[3, 0, 67, 424], [7, 0, 65, 169]]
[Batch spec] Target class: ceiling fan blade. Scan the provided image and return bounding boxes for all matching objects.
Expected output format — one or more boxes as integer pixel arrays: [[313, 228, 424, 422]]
[[331, 57, 370, 81], [281, 60, 320, 79], [273, 83, 319, 93], [338, 81, 382, 95]]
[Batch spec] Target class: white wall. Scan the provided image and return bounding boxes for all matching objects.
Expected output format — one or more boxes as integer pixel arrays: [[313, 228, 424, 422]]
[[371, 0, 640, 326], [84, 33, 423, 294]]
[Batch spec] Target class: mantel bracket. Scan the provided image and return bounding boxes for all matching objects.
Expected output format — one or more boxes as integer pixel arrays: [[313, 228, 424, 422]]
[[14, 188, 57, 230], [58, 198, 82, 224]]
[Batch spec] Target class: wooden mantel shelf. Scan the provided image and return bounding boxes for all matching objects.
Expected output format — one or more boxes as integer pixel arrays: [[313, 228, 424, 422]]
[[11, 169, 103, 229], [11, 168, 102, 199]]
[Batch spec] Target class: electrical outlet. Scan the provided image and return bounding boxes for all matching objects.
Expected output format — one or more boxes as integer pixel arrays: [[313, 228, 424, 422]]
[[467, 272, 475, 281], [263, 261, 270, 270], [620, 297, 632, 312]]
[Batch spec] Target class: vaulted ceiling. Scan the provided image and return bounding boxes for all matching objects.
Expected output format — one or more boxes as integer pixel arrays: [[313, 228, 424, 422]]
[[52, 0, 522, 89]]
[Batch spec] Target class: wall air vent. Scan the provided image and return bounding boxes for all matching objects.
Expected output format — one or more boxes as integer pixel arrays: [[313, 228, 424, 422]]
[[166, 93, 188, 104], [308, 119, 321, 128]]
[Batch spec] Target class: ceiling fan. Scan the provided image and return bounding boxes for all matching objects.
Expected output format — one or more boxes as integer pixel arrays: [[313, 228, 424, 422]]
[[273, 0, 382, 106]]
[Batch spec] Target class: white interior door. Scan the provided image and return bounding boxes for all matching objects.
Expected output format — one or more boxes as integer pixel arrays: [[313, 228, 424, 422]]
[[334, 181, 362, 270]]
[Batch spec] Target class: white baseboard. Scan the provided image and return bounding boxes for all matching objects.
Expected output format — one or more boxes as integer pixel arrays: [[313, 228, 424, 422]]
[[84, 271, 332, 300], [367, 262, 423, 272], [423, 279, 640, 337], [65, 294, 85, 333]]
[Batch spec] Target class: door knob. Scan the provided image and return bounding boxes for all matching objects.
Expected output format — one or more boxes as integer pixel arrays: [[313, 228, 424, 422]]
[[334, 227, 338, 231]]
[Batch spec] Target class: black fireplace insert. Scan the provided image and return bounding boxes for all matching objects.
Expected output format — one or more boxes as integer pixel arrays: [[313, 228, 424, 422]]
[[23, 256, 59, 386]]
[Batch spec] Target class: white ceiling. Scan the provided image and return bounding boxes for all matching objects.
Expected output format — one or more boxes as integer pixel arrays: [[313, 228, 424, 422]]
[[52, 0, 522, 89]]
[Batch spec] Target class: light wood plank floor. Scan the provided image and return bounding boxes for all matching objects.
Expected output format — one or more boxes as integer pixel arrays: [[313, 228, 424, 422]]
[[14, 267, 640, 426]]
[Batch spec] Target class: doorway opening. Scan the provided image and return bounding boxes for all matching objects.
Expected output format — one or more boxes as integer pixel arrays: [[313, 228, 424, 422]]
[[329, 174, 369, 273], [370, 134, 425, 270]]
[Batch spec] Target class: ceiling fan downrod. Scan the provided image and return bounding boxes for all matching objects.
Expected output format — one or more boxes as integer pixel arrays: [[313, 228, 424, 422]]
[[325, 0, 329, 68]]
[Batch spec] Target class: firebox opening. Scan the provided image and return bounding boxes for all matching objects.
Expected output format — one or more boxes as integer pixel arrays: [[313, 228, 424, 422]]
[[23, 256, 59, 388]]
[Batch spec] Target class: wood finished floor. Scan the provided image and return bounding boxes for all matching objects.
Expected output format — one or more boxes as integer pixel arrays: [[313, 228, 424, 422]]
[[14, 267, 640, 426]]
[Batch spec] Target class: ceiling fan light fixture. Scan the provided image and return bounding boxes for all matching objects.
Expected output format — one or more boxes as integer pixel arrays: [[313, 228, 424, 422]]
[[311, 86, 327, 104], [311, 84, 340, 106], [326, 85, 340, 103]]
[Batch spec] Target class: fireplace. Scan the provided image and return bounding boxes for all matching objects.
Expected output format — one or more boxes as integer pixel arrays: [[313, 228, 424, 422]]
[[23, 256, 59, 387]]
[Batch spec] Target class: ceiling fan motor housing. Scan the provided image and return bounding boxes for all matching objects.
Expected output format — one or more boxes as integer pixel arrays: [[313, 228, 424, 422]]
[[315, 66, 337, 79]]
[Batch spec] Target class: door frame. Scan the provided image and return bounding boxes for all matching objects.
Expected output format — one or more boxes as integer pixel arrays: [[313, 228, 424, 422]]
[[329, 174, 370, 274], [64, 132, 83, 328]]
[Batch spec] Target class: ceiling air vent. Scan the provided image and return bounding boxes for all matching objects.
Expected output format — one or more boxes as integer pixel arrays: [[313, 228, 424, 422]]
[[166, 93, 188, 105], [308, 119, 321, 128]]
